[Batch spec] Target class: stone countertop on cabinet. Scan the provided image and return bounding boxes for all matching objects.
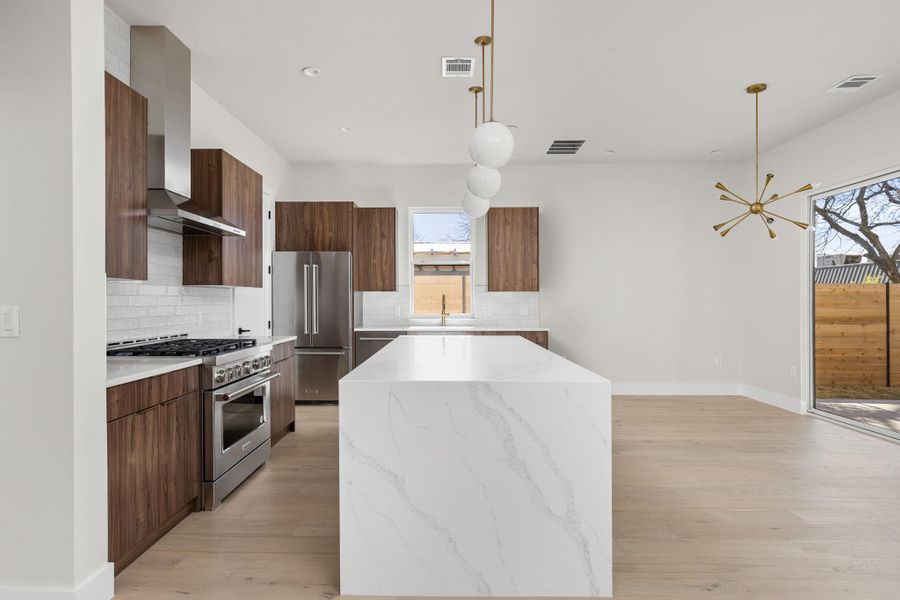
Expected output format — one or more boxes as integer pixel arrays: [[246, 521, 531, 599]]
[[344, 334, 597, 383], [107, 356, 203, 388], [106, 336, 297, 388], [241, 335, 297, 346]]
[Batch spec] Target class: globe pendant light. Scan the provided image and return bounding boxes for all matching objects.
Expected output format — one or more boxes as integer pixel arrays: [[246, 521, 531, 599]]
[[470, 121, 514, 169], [465, 86, 502, 198], [467, 164, 501, 199], [468, 0, 514, 168], [462, 190, 490, 219], [463, 85, 492, 218]]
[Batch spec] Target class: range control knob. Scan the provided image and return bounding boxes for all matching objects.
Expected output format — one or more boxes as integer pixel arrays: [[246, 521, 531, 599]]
[[252, 358, 261, 369], [214, 369, 225, 383], [226, 366, 235, 379], [265, 356, 272, 367], [242, 361, 252, 375]]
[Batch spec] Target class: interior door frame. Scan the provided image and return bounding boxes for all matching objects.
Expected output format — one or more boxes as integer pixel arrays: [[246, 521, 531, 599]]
[[806, 166, 900, 442]]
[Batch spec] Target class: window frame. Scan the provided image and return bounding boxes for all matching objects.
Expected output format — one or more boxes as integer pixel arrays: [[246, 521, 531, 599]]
[[408, 206, 476, 321]]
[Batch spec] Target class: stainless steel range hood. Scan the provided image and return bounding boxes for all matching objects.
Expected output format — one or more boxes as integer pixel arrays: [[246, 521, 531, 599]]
[[130, 26, 245, 237]]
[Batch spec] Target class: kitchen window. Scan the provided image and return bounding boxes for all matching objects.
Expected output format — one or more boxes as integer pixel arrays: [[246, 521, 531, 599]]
[[410, 210, 473, 317]]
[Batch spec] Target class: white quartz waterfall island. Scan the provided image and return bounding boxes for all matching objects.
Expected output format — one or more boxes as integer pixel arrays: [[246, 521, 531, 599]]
[[339, 335, 612, 597]]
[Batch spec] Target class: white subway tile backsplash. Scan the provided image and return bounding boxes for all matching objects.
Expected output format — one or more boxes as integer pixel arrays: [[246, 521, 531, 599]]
[[358, 284, 541, 329], [106, 229, 233, 343], [104, 6, 130, 84]]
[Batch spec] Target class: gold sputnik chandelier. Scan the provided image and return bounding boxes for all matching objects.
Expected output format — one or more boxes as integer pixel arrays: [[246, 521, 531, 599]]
[[713, 83, 813, 238]]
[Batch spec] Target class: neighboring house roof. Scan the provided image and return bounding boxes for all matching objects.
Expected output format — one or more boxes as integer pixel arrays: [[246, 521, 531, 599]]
[[815, 261, 899, 284]]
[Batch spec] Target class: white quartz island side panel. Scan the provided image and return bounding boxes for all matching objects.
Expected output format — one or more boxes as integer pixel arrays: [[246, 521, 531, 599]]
[[339, 336, 612, 597]]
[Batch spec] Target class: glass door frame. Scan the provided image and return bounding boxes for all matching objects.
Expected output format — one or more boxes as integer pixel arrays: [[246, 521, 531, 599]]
[[807, 166, 900, 442]]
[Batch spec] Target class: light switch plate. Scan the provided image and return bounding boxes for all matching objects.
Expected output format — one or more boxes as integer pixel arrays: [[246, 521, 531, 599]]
[[0, 306, 20, 337]]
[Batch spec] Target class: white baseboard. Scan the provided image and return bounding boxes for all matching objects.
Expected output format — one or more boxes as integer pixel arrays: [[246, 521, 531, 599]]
[[612, 382, 805, 415], [0, 563, 113, 600], [612, 382, 743, 396], [739, 384, 804, 414]]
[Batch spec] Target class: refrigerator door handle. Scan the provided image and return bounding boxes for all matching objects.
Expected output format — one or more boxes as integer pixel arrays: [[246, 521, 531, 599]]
[[312, 264, 319, 335], [303, 264, 310, 335]]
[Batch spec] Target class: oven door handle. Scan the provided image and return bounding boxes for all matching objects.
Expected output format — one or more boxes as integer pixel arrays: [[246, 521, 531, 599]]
[[214, 372, 280, 402]]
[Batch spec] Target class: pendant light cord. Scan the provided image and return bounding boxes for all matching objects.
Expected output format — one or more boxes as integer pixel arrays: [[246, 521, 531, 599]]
[[755, 91, 759, 201], [474, 90, 478, 129], [490, 0, 495, 122], [481, 44, 486, 124]]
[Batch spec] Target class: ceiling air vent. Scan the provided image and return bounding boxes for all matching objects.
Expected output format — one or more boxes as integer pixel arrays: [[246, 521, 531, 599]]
[[828, 75, 881, 92], [442, 57, 475, 78], [547, 140, 586, 155]]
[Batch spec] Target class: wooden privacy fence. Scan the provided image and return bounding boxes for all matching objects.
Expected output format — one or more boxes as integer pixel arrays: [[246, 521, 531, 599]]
[[815, 284, 899, 387]]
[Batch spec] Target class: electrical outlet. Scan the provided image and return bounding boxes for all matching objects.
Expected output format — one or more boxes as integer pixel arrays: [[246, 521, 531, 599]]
[[790, 365, 797, 378], [518, 305, 529, 316], [483, 307, 493, 317], [198, 312, 203, 326], [394, 306, 402, 318], [714, 356, 723, 367], [0, 306, 20, 337]]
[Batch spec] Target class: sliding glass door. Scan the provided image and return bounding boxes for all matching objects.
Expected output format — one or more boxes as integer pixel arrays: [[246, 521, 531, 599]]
[[811, 172, 900, 437]]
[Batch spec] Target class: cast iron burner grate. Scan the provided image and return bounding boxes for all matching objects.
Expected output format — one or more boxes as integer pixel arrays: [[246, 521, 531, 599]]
[[107, 338, 256, 357]]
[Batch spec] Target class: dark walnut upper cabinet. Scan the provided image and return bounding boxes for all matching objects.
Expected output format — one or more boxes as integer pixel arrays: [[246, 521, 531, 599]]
[[275, 201, 355, 252], [353, 207, 397, 291], [487, 207, 540, 292], [105, 72, 148, 280], [184, 149, 263, 287]]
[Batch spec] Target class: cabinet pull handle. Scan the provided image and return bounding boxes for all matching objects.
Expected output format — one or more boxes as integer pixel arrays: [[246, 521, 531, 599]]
[[303, 264, 310, 335], [312, 264, 319, 335]]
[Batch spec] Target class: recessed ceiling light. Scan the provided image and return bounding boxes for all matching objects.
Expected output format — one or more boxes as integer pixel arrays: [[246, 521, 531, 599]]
[[710, 149, 723, 155], [301, 66, 322, 78], [602, 149, 616, 155], [339, 126, 352, 133]]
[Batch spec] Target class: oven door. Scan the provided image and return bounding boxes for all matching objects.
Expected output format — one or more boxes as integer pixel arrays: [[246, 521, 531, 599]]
[[205, 371, 279, 481]]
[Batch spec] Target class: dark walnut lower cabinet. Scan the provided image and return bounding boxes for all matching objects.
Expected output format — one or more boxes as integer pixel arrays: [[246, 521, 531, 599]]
[[270, 341, 296, 446], [472, 330, 549, 348], [107, 368, 201, 574]]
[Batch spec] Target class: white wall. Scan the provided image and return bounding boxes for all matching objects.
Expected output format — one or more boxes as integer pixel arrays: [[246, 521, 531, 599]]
[[737, 89, 900, 412], [103, 6, 290, 342], [0, 0, 112, 598], [290, 162, 745, 391]]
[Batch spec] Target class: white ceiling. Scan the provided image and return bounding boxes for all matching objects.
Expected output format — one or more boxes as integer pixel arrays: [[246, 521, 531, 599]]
[[107, 0, 900, 165]]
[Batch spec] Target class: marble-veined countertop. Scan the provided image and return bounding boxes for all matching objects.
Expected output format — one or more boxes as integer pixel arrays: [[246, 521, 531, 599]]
[[354, 325, 549, 332], [342, 334, 602, 383]]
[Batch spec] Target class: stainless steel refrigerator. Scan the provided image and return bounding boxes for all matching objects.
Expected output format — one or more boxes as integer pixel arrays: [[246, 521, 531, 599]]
[[272, 251, 352, 402]]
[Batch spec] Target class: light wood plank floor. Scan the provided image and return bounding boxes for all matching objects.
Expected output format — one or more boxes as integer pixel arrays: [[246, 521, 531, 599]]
[[114, 397, 900, 599]]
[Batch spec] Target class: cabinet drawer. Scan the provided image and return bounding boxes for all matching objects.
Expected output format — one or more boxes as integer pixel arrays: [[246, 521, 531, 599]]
[[107, 367, 199, 422]]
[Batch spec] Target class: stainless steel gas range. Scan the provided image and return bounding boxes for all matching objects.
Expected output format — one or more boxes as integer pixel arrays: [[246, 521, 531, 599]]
[[107, 336, 278, 509]]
